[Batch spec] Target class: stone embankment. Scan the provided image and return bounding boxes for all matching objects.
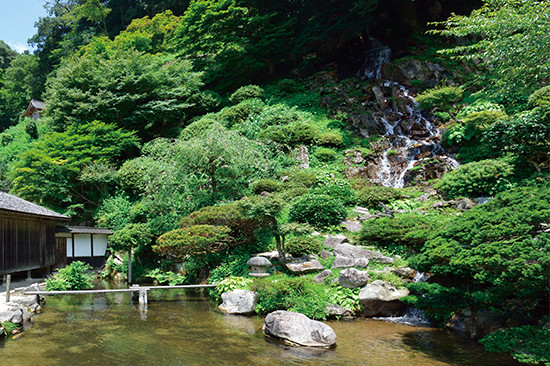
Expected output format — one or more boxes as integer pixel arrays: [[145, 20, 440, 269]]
[[0, 283, 45, 336]]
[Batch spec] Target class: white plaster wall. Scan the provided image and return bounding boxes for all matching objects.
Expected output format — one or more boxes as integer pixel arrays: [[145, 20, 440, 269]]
[[66, 238, 73, 257], [93, 235, 108, 256], [74, 234, 91, 257]]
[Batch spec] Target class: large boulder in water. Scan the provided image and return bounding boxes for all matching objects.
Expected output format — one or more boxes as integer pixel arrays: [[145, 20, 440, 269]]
[[359, 280, 410, 317], [219, 290, 258, 315], [263, 310, 337, 348]]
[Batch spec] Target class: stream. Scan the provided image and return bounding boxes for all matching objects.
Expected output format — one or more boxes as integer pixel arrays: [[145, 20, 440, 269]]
[[1, 289, 518, 365]]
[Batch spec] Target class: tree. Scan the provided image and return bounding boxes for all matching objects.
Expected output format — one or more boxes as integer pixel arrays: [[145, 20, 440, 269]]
[[0, 41, 17, 71], [11, 121, 139, 220], [45, 46, 203, 139], [431, 0, 550, 109]]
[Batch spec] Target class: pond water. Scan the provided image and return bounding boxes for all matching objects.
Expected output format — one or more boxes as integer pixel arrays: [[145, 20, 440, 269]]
[[1, 289, 518, 365]]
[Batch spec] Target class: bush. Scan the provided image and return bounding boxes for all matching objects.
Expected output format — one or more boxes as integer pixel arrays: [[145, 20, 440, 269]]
[[229, 85, 264, 104], [311, 183, 357, 206], [187, 90, 223, 116], [109, 223, 152, 252], [462, 110, 507, 132], [154, 225, 233, 258], [219, 98, 265, 126], [480, 326, 550, 365], [46, 261, 95, 291], [288, 193, 346, 228], [251, 275, 330, 319], [214, 276, 253, 296], [313, 147, 336, 162], [528, 85, 550, 120], [434, 159, 514, 198], [251, 179, 279, 194], [262, 120, 319, 145], [284, 170, 317, 188], [416, 85, 463, 112], [316, 131, 343, 147], [357, 185, 403, 208], [285, 236, 323, 257]]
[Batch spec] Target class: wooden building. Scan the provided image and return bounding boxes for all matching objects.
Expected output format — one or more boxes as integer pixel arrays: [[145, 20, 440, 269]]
[[55, 226, 113, 268], [0, 191, 69, 276], [22, 99, 46, 120]]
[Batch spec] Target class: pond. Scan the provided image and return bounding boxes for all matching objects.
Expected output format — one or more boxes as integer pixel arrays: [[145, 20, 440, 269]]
[[1, 289, 518, 365]]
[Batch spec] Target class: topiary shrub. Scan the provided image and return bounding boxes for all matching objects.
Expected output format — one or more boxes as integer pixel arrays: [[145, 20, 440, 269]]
[[434, 159, 514, 198], [229, 85, 264, 104], [480, 326, 550, 365], [528, 85, 550, 120], [285, 235, 323, 257], [187, 90, 223, 116], [251, 179, 279, 194], [313, 147, 336, 162], [288, 193, 346, 228], [219, 98, 265, 126], [46, 261, 95, 291], [357, 185, 403, 209], [416, 85, 463, 112], [262, 120, 319, 145], [462, 110, 507, 132], [284, 170, 318, 188], [316, 131, 343, 147], [311, 183, 357, 206]]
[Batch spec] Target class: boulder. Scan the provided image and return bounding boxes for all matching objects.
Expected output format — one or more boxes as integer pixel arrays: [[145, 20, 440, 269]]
[[263, 310, 337, 347], [338, 268, 370, 289], [0, 302, 23, 324], [219, 290, 258, 315], [286, 259, 325, 274], [391, 267, 417, 280], [341, 220, 362, 232], [319, 250, 333, 260], [454, 198, 476, 211], [322, 234, 348, 249], [9, 295, 42, 313], [334, 243, 394, 264], [359, 280, 410, 317], [312, 270, 333, 284], [332, 255, 356, 269], [326, 304, 354, 318]]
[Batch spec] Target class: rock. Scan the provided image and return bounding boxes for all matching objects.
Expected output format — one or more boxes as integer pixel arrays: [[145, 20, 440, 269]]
[[247, 256, 271, 277], [219, 290, 258, 315], [319, 250, 333, 260], [334, 243, 394, 264], [286, 259, 325, 274], [382, 59, 451, 89], [263, 310, 337, 347], [454, 198, 476, 211], [255, 251, 281, 260], [391, 267, 417, 280], [9, 295, 42, 313], [338, 268, 370, 289], [326, 304, 354, 318], [475, 197, 492, 204], [312, 270, 333, 284], [322, 234, 348, 249], [332, 255, 356, 269], [359, 280, 410, 317], [341, 220, 362, 232], [294, 145, 310, 169], [0, 302, 24, 324]]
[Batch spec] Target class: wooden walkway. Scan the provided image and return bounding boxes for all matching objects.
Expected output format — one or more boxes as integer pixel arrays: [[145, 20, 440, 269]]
[[24, 284, 217, 305]]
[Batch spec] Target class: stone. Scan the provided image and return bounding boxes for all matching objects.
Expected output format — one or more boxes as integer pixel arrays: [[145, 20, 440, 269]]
[[0, 302, 24, 324], [247, 256, 271, 277], [319, 250, 333, 260], [312, 270, 333, 284], [341, 220, 362, 232], [332, 255, 356, 269], [219, 290, 258, 315], [359, 280, 410, 317], [454, 198, 476, 211], [255, 251, 280, 260], [326, 304, 354, 318], [338, 268, 370, 289], [334, 243, 394, 264], [391, 267, 417, 280], [286, 259, 325, 274], [263, 310, 337, 347], [295, 145, 310, 169], [322, 234, 348, 249]]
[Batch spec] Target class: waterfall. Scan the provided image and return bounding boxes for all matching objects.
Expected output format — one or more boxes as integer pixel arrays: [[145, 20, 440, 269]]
[[358, 45, 391, 79]]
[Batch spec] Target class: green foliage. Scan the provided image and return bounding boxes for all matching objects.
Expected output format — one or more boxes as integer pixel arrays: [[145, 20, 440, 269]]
[[416, 86, 463, 112], [261, 120, 319, 146], [251, 179, 279, 194], [146, 268, 186, 286], [402, 282, 466, 324], [288, 193, 346, 228], [431, 0, 550, 109], [313, 147, 336, 162], [1, 321, 20, 335], [11, 121, 138, 220], [480, 326, 550, 365], [311, 182, 357, 206], [434, 159, 514, 198], [413, 185, 550, 321], [45, 47, 203, 139], [229, 85, 264, 104], [220, 98, 265, 127], [46, 261, 95, 291], [462, 110, 507, 132], [251, 275, 330, 320], [360, 212, 450, 253], [528, 85, 550, 118], [356, 185, 403, 209], [284, 170, 317, 188], [109, 223, 152, 252], [154, 225, 233, 258], [208, 252, 252, 284], [285, 236, 323, 257], [316, 131, 343, 147], [326, 286, 360, 313], [214, 276, 253, 295]]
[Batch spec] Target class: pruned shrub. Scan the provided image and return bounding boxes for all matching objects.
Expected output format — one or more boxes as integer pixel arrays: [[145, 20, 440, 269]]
[[288, 193, 346, 228], [434, 159, 514, 198], [285, 235, 323, 257], [313, 147, 336, 162], [154, 225, 233, 258], [462, 110, 507, 131], [312, 183, 357, 206], [46, 261, 95, 291], [317, 131, 343, 147], [219, 98, 265, 126], [416, 85, 463, 112], [229, 85, 264, 104], [251, 179, 279, 194], [357, 185, 403, 208], [261, 120, 319, 145]]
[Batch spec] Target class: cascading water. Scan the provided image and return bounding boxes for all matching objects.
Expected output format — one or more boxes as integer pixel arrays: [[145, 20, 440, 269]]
[[356, 44, 459, 188]]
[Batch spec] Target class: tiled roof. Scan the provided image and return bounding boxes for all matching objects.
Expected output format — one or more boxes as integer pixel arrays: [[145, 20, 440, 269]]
[[0, 191, 69, 220], [56, 226, 113, 235]]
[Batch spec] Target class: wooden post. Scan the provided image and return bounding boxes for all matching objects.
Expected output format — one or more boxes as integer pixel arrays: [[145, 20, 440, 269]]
[[127, 248, 132, 284], [5, 274, 11, 302]]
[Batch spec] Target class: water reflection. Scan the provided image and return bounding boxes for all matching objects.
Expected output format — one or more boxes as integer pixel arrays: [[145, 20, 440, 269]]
[[0, 290, 519, 366]]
